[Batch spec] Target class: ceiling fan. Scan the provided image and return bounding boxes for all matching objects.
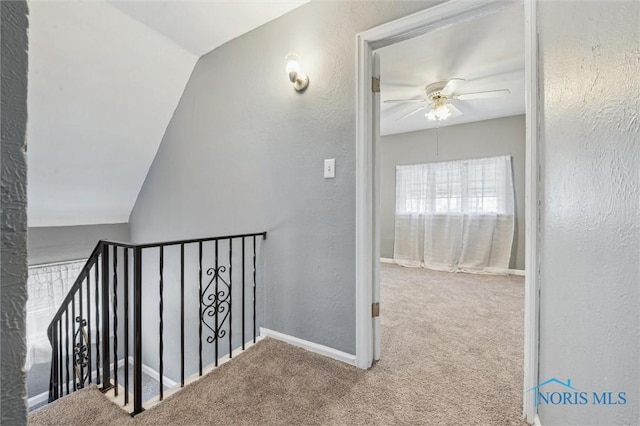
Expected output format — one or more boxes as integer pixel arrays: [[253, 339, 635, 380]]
[[384, 78, 511, 122]]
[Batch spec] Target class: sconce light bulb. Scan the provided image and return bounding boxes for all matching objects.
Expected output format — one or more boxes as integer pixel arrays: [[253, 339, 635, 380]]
[[285, 53, 309, 92], [286, 60, 301, 76]]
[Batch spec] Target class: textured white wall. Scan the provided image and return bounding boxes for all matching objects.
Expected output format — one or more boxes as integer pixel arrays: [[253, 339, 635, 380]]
[[0, 1, 29, 423], [538, 1, 639, 424]]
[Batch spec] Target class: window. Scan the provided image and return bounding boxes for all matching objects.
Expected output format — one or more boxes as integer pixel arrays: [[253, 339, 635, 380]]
[[393, 156, 515, 272], [26, 260, 85, 370], [396, 156, 513, 216]]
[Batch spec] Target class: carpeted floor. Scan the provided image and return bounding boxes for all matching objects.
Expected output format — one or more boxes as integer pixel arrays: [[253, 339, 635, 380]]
[[29, 264, 526, 425]]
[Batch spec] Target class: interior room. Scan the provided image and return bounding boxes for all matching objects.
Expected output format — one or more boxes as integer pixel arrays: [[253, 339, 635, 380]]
[[376, 3, 527, 421], [2, 1, 638, 425]]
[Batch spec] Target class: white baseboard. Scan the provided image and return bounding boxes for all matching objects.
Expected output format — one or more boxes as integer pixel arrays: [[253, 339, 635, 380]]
[[127, 356, 178, 388], [28, 391, 49, 409], [260, 327, 356, 366], [381, 258, 525, 276], [485, 267, 526, 276]]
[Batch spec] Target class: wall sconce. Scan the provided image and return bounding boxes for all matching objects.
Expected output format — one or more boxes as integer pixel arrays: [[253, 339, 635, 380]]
[[285, 53, 309, 92]]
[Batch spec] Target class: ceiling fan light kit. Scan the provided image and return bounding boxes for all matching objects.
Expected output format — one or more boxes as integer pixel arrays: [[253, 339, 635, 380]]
[[385, 78, 511, 122]]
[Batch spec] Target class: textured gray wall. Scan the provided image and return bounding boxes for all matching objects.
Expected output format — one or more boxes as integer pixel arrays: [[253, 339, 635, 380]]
[[380, 115, 526, 270], [129, 1, 440, 355], [538, 1, 639, 425], [0, 0, 29, 423], [28, 223, 129, 265]]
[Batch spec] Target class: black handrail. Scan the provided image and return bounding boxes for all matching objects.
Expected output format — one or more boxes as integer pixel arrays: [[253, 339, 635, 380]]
[[47, 231, 267, 415], [102, 231, 267, 249]]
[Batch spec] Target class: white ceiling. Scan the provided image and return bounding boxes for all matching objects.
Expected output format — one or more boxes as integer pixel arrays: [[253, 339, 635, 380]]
[[379, 2, 525, 136], [27, 0, 308, 227]]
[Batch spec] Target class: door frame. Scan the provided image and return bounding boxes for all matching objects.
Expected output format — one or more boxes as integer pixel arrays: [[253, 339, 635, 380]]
[[354, 0, 540, 423]]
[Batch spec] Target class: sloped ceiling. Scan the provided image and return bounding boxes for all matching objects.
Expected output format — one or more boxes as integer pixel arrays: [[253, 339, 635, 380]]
[[379, 1, 525, 136], [27, 0, 308, 227]]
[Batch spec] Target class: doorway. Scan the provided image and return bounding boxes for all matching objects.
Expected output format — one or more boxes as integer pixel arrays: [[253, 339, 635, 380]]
[[355, 1, 539, 424]]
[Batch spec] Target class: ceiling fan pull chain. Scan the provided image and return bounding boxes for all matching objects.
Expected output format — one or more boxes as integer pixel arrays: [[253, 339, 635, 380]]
[[436, 123, 440, 156]]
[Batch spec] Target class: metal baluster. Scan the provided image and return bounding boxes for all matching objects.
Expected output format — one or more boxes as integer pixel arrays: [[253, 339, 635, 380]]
[[112, 246, 118, 397], [72, 293, 77, 391], [95, 262, 101, 385], [87, 271, 92, 384], [180, 243, 185, 387], [214, 239, 219, 367], [253, 235, 257, 343], [228, 238, 232, 358], [58, 320, 63, 397], [101, 245, 112, 391], [124, 249, 129, 405], [132, 247, 144, 415], [198, 241, 203, 376], [65, 309, 70, 395], [159, 246, 164, 401], [242, 238, 245, 350], [50, 323, 59, 401]]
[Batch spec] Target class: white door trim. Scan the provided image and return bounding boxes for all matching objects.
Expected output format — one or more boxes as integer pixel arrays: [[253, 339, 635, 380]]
[[354, 1, 540, 423]]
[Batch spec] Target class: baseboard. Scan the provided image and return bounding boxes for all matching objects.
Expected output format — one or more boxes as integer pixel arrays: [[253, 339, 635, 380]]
[[382, 258, 526, 276], [260, 328, 356, 366], [28, 391, 49, 409], [485, 267, 526, 276], [127, 356, 178, 388]]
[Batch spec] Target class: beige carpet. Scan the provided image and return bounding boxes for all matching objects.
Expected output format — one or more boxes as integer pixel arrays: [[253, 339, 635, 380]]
[[29, 264, 526, 425]]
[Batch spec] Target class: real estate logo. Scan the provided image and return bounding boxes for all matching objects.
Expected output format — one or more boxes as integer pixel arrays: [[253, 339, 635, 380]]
[[527, 378, 627, 407]]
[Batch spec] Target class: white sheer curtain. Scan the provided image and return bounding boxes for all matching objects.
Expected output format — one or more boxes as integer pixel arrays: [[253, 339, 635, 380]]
[[394, 156, 515, 274], [26, 260, 85, 370]]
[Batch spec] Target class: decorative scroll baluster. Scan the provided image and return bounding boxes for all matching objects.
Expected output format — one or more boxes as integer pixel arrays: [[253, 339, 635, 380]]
[[73, 316, 89, 388]]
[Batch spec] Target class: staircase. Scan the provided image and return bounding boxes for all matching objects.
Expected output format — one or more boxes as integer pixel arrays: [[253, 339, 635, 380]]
[[46, 232, 267, 415]]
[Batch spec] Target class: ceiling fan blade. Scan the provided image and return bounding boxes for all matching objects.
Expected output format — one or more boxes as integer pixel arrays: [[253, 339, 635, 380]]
[[396, 105, 427, 121], [441, 78, 465, 96], [455, 89, 511, 101], [384, 99, 426, 104], [447, 103, 463, 118]]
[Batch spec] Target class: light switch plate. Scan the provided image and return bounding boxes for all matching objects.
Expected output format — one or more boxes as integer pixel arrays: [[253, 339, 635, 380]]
[[324, 159, 335, 178]]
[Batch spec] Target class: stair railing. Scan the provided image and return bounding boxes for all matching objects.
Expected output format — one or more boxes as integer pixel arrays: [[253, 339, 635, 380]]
[[47, 232, 267, 415]]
